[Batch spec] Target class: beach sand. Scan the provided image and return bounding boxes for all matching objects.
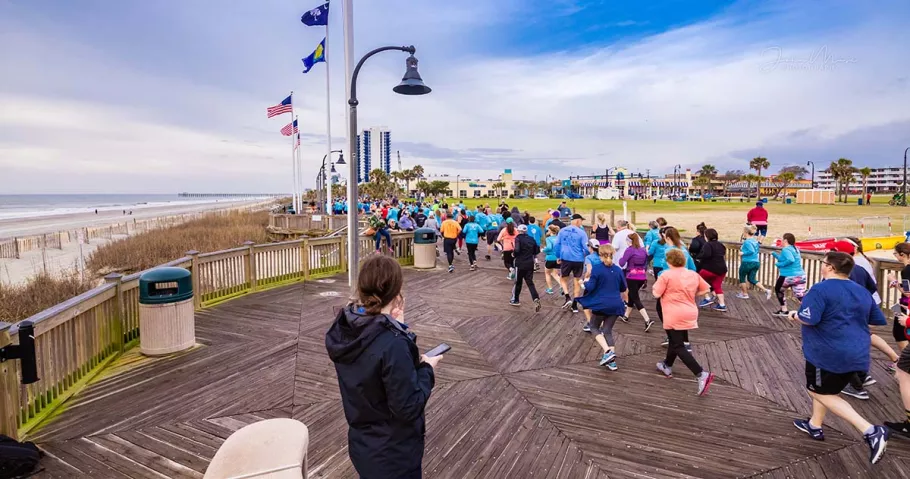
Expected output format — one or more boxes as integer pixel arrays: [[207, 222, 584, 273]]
[[0, 199, 267, 238], [0, 199, 272, 284]]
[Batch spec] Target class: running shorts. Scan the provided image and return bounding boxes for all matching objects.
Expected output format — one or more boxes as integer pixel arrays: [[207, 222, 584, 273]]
[[485, 230, 498, 245], [738, 261, 760, 285], [545, 260, 559, 270], [805, 361, 855, 395], [756, 225, 768, 236], [898, 345, 910, 374], [892, 317, 910, 343], [782, 275, 807, 299], [560, 260, 584, 278]]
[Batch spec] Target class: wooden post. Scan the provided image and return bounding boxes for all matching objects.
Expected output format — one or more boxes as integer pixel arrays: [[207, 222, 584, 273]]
[[244, 241, 257, 291], [105, 273, 125, 353], [609, 210, 615, 226], [631, 211, 636, 224], [187, 250, 201, 310], [13, 238, 19, 259], [339, 235, 348, 272], [0, 322, 21, 440], [57, 232, 64, 249], [301, 239, 310, 280], [591, 209, 596, 225], [83, 228, 90, 244]]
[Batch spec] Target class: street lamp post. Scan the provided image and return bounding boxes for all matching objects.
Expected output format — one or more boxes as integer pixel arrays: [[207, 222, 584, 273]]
[[903, 147, 909, 206], [346, 45, 431, 287], [456, 175, 460, 201], [807, 161, 815, 189], [321, 150, 344, 214]]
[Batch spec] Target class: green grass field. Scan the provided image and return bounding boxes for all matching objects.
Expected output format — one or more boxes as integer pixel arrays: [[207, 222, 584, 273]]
[[434, 196, 903, 221]]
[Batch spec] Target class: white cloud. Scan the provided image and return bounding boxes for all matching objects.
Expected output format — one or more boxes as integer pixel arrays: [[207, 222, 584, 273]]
[[0, 0, 908, 192]]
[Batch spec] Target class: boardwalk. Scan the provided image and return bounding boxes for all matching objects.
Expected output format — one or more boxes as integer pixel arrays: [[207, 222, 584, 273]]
[[31, 251, 910, 478]]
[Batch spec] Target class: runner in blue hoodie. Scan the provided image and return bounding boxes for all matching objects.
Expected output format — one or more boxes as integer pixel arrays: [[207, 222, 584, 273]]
[[462, 215, 485, 271], [527, 216, 543, 272], [771, 233, 807, 316], [556, 214, 590, 313], [542, 224, 562, 294]]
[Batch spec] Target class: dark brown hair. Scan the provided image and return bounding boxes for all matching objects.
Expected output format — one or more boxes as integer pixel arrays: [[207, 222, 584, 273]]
[[895, 242, 910, 256], [357, 255, 403, 315], [696, 222, 707, 234], [656, 217, 667, 227], [664, 227, 683, 248], [782, 233, 796, 246], [629, 232, 642, 248], [705, 228, 719, 241], [825, 251, 854, 276]]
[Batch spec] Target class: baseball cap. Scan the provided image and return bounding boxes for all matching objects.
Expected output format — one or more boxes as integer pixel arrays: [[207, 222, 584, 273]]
[[518, 224, 528, 233], [826, 239, 856, 255], [588, 238, 600, 249], [506, 217, 514, 224], [572, 213, 585, 221], [756, 201, 764, 206]]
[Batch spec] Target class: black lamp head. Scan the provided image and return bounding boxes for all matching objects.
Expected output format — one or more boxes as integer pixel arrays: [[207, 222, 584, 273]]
[[393, 54, 432, 96], [335, 152, 346, 165], [331, 164, 337, 174]]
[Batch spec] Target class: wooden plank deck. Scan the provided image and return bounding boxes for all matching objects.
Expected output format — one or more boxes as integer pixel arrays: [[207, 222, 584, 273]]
[[30, 252, 910, 478]]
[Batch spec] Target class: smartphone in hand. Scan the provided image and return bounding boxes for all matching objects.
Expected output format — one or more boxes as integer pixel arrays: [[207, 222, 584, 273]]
[[425, 343, 451, 357]]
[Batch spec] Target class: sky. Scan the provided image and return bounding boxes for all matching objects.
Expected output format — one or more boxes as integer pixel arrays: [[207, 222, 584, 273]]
[[1, 0, 908, 193]]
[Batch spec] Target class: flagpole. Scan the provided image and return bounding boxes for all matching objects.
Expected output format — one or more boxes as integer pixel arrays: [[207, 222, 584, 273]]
[[289, 91, 298, 213], [325, 20, 333, 216], [342, 0, 356, 286], [294, 114, 302, 214]]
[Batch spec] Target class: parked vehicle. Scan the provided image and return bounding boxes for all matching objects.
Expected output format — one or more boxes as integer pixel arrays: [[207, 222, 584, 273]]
[[533, 193, 549, 199], [595, 188, 621, 200], [562, 192, 583, 199]]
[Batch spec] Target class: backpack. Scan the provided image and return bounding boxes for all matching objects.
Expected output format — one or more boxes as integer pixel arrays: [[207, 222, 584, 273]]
[[0, 435, 43, 478]]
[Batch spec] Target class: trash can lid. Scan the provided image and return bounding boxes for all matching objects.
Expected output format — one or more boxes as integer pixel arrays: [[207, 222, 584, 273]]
[[139, 267, 193, 304], [139, 267, 191, 282]]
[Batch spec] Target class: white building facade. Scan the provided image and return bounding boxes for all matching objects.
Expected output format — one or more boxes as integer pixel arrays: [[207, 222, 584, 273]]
[[815, 166, 907, 193]]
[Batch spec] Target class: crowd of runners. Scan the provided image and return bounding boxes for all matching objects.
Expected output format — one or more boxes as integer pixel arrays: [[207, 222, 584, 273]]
[[356, 196, 910, 465]]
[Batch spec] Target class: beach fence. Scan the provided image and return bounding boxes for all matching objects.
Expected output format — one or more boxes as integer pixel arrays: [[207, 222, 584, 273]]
[[0, 201, 276, 260], [0, 230, 415, 440], [806, 216, 894, 239]]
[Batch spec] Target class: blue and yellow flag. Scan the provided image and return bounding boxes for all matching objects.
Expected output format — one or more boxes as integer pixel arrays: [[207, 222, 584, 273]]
[[302, 38, 326, 73]]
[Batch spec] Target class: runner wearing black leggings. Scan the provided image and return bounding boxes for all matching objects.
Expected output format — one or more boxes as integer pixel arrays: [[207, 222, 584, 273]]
[[618, 231, 654, 331]]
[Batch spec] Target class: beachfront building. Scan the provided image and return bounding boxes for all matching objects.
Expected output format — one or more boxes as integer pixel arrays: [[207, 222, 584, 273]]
[[357, 127, 392, 182], [727, 176, 812, 197], [626, 169, 693, 198], [816, 166, 907, 193], [419, 169, 524, 198]]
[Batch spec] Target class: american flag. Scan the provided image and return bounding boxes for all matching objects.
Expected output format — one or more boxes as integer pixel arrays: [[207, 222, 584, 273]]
[[280, 119, 299, 136], [294, 133, 301, 149], [266, 95, 293, 118]]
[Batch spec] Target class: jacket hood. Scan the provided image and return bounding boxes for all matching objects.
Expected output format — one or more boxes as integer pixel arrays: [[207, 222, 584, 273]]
[[325, 304, 396, 364], [511, 207, 520, 214]]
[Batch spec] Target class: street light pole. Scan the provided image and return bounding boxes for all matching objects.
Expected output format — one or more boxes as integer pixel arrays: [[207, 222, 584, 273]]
[[904, 147, 909, 205], [807, 161, 815, 189], [346, 45, 431, 287]]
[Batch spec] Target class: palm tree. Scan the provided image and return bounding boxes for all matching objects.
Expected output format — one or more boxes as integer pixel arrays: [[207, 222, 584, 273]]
[[697, 164, 718, 178], [833, 158, 856, 202], [692, 176, 711, 197], [770, 172, 796, 199], [492, 182, 506, 197], [859, 166, 872, 202], [749, 157, 771, 198]]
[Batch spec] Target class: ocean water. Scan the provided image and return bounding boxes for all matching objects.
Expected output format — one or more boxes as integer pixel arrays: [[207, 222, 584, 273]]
[[0, 194, 260, 220]]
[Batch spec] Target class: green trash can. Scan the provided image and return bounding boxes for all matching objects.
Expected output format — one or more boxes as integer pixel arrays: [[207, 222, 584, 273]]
[[138, 267, 195, 356], [414, 228, 437, 269], [858, 198, 863, 205], [785, 198, 792, 204]]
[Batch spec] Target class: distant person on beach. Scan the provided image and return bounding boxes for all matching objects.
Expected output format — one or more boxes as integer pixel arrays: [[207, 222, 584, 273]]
[[326, 255, 441, 479], [746, 202, 769, 242]]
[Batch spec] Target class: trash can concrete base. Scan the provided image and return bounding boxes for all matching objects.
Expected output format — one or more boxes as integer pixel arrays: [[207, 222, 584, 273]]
[[414, 244, 437, 269], [140, 298, 196, 356]]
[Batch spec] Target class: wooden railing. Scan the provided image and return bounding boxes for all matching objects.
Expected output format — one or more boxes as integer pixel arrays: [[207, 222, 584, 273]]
[[268, 213, 353, 232], [0, 232, 414, 439], [705, 238, 905, 309]]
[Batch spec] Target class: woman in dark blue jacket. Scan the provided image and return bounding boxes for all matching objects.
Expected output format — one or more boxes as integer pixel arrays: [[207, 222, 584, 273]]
[[577, 244, 628, 371], [326, 255, 443, 479]]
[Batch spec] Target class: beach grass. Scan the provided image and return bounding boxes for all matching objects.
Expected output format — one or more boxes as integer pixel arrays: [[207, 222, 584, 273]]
[[1, 210, 272, 322], [0, 270, 95, 323], [86, 210, 270, 275]]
